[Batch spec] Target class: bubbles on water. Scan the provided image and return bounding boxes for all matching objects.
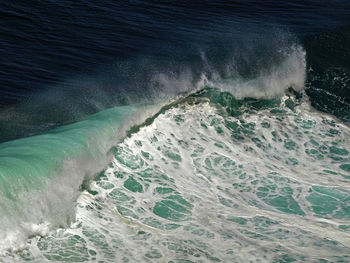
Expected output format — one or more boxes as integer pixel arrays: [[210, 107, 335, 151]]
[[4, 93, 350, 262]]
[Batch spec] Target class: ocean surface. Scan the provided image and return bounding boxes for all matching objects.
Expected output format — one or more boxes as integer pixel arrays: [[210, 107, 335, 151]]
[[0, 1, 350, 262]]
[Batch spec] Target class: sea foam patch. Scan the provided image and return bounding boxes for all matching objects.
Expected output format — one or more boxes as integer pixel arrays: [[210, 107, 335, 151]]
[[5, 92, 350, 262]]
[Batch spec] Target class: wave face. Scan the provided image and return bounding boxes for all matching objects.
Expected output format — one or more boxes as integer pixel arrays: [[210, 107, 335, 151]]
[[0, 104, 161, 252], [2, 88, 350, 262]]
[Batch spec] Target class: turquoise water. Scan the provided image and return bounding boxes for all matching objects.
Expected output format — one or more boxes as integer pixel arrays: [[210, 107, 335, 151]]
[[0, 104, 158, 252], [1, 87, 350, 262]]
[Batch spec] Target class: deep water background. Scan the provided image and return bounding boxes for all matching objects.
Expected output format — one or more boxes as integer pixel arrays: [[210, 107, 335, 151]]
[[1, 0, 350, 142]]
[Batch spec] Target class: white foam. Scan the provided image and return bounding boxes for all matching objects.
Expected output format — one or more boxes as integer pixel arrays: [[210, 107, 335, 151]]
[[5, 96, 349, 262]]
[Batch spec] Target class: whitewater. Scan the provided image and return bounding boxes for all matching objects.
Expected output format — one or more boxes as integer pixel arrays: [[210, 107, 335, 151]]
[[0, 44, 350, 263]]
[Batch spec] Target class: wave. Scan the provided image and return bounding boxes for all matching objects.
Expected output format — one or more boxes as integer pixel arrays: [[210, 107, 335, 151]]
[[0, 38, 349, 259], [2, 85, 349, 262]]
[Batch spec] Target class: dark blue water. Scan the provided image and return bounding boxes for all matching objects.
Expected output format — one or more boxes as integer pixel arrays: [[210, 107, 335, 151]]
[[1, 0, 350, 142]]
